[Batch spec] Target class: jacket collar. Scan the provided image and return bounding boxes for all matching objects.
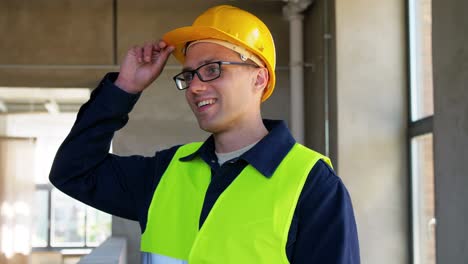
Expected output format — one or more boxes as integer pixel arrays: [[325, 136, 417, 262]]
[[180, 119, 296, 178]]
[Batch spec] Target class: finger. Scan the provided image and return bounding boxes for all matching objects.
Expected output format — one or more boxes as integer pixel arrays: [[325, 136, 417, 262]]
[[133, 45, 143, 63], [158, 40, 168, 49], [153, 40, 163, 51], [150, 40, 168, 55], [164, 45, 175, 55], [152, 45, 174, 67], [152, 44, 173, 62], [150, 40, 164, 60], [143, 43, 153, 63]]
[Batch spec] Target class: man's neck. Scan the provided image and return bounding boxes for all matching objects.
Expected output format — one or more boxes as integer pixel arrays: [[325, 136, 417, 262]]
[[213, 118, 268, 153]]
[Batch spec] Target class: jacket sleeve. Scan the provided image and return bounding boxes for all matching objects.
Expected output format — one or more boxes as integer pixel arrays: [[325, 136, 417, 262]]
[[49, 72, 155, 222], [292, 160, 361, 264]]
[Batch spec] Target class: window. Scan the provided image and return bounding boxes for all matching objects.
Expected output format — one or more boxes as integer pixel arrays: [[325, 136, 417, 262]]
[[31, 186, 112, 250], [0, 87, 111, 255], [31, 190, 49, 247], [408, 0, 435, 263], [32, 176, 112, 251], [411, 134, 435, 263], [47, 189, 112, 248], [409, 0, 434, 121]]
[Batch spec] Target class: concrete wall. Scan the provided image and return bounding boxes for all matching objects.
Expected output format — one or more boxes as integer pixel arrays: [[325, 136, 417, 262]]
[[432, 0, 468, 262], [334, 0, 408, 263], [0, 0, 115, 88]]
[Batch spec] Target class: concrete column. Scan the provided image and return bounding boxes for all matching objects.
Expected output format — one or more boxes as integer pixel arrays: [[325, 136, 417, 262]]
[[335, 0, 408, 263], [283, 0, 313, 144], [432, 0, 468, 262]]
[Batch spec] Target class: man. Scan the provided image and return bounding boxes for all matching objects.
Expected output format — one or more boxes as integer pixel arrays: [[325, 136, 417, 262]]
[[50, 5, 360, 264]]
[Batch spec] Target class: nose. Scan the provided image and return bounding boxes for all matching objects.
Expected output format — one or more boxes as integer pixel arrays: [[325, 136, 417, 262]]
[[187, 73, 207, 94]]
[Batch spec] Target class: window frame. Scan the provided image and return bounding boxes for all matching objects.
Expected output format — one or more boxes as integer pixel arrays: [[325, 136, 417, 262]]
[[407, 0, 435, 263]]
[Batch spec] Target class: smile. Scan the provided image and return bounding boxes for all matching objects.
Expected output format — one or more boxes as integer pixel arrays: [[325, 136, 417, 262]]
[[197, 99, 217, 108]]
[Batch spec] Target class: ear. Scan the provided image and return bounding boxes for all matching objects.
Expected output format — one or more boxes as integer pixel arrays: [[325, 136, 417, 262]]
[[253, 68, 269, 93]]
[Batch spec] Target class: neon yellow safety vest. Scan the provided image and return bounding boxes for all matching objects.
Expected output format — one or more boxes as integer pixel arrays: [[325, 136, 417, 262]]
[[141, 142, 332, 264]]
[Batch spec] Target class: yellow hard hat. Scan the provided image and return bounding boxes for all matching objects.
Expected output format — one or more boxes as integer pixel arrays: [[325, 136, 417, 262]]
[[163, 5, 276, 102]]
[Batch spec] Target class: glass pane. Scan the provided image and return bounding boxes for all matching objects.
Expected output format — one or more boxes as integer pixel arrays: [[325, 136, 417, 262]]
[[409, 0, 434, 120], [31, 190, 49, 247], [51, 189, 85, 247], [411, 133, 436, 264], [34, 137, 66, 184], [85, 207, 112, 247]]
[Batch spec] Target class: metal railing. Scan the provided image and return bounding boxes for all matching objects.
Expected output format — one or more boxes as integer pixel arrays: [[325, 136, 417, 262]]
[[78, 237, 127, 264]]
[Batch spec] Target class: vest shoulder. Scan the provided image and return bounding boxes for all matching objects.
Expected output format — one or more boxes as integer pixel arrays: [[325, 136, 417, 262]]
[[172, 142, 204, 158], [293, 143, 333, 169], [182, 142, 204, 148]]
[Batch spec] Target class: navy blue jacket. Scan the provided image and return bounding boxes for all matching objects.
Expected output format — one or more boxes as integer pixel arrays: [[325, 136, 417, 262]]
[[50, 73, 360, 263]]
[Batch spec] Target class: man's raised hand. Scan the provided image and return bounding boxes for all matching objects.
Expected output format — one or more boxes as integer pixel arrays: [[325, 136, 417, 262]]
[[115, 40, 175, 94]]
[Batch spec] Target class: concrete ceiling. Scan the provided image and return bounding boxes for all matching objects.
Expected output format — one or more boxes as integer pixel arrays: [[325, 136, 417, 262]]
[[0, 87, 90, 114]]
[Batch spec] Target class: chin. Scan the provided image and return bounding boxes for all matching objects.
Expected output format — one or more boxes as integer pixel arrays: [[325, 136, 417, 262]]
[[198, 123, 217, 133], [197, 119, 224, 134]]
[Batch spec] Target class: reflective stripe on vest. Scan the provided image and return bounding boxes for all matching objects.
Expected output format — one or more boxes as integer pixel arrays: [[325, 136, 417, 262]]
[[141, 142, 332, 264]]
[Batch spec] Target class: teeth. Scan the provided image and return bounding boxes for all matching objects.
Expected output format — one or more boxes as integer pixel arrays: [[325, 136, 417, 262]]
[[197, 99, 215, 108]]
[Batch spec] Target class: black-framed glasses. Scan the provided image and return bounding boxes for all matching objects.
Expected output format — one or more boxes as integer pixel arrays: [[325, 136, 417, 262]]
[[172, 61, 259, 90]]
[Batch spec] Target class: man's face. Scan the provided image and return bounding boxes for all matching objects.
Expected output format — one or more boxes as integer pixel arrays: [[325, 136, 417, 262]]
[[183, 43, 263, 134]]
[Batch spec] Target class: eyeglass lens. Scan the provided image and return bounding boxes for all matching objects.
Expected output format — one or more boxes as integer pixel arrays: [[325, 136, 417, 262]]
[[175, 62, 221, 90]]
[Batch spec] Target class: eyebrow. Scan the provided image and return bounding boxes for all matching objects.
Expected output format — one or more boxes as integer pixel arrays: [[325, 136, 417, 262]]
[[182, 59, 217, 71]]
